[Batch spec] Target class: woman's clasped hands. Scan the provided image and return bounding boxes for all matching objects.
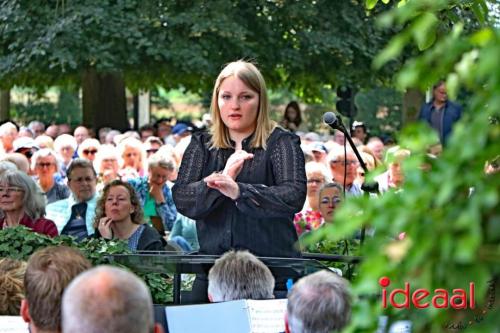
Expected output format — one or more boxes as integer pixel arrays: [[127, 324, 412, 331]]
[[204, 150, 254, 200]]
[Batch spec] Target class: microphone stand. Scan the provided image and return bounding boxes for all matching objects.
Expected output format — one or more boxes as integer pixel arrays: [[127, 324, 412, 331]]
[[335, 120, 368, 173], [328, 115, 368, 246]]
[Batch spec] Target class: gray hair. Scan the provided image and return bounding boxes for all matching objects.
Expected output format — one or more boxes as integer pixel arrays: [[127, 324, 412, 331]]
[[30, 148, 61, 173], [147, 153, 175, 172], [327, 145, 355, 163], [318, 182, 343, 197], [28, 120, 45, 132], [287, 270, 351, 333], [208, 250, 275, 302], [53, 134, 78, 152], [0, 160, 18, 173], [0, 170, 46, 219], [0, 122, 17, 136], [66, 158, 97, 180], [305, 161, 329, 181], [62, 266, 154, 333]]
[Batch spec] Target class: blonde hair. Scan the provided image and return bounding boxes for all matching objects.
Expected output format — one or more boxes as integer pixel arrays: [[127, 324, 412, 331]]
[[210, 60, 276, 149], [0, 258, 27, 315]]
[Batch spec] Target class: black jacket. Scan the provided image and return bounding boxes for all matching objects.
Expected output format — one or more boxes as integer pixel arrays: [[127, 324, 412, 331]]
[[172, 127, 306, 257], [94, 224, 165, 251]]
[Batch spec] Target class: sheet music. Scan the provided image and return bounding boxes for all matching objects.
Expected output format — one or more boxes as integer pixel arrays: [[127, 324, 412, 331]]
[[0, 316, 29, 333], [246, 299, 288, 333]]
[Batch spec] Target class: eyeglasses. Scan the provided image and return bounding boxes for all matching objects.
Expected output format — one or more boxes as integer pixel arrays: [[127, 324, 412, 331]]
[[320, 196, 342, 205], [69, 177, 96, 183], [0, 187, 25, 195], [83, 149, 98, 155], [307, 179, 324, 184], [146, 149, 159, 154], [36, 162, 54, 168], [331, 160, 358, 166]]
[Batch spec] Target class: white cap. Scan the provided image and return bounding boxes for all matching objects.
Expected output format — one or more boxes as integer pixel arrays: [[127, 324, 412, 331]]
[[13, 137, 39, 152]]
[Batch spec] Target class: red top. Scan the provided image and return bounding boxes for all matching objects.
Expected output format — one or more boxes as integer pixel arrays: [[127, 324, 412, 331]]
[[0, 214, 58, 238]]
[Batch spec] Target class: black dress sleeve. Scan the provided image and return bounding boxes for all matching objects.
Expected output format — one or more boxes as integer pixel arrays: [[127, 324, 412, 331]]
[[172, 133, 225, 220], [235, 132, 306, 218]]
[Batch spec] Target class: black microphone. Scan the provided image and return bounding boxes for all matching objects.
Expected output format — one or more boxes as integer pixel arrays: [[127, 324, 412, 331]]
[[323, 112, 344, 130]]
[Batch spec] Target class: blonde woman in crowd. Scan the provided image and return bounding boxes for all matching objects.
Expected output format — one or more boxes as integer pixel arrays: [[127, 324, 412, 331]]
[[93, 144, 121, 192], [117, 137, 147, 179], [77, 138, 101, 162], [54, 134, 78, 177]]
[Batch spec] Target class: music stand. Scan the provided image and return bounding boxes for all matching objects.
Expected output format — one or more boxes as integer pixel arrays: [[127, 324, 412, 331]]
[[107, 252, 333, 304]]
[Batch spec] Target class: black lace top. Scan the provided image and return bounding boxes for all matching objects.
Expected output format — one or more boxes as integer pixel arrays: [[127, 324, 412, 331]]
[[172, 127, 306, 257]]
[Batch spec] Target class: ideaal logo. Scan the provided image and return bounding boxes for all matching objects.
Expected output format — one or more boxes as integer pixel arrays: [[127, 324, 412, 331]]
[[379, 277, 475, 309], [379, 277, 496, 330]]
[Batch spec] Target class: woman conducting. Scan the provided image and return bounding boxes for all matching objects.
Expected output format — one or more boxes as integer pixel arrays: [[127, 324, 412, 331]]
[[172, 60, 306, 299]]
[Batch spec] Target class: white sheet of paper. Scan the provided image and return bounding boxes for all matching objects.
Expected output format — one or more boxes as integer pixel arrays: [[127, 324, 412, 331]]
[[246, 299, 288, 333], [0, 316, 29, 333]]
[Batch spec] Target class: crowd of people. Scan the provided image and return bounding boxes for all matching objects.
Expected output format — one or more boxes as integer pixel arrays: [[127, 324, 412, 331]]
[[0, 60, 471, 332], [1, 246, 351, 333]]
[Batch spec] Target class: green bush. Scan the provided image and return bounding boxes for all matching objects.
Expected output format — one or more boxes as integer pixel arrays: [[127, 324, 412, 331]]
[[0, 226, 172, 304]]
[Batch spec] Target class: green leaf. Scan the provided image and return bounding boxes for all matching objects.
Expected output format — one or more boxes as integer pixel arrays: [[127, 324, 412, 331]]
[[366, 0, 379, 10], [373, 34, 407, 69], [411, 12, 439, 50]]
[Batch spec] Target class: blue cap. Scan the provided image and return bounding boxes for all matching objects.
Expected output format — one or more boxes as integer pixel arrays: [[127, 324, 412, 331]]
[[172, 123, 193, 135]]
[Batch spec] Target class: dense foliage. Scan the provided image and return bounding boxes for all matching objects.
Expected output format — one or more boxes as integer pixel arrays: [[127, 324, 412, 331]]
[[0, 0, 397, 97], [0, 226, 173, 304], [305, 0, 499, 332]]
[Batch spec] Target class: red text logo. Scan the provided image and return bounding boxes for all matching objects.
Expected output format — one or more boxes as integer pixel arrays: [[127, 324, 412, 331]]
[[379, 277, 475, 309]]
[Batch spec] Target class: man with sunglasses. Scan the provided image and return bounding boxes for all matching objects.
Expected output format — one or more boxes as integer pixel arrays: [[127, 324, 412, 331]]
[[45, 159, 98, 241]]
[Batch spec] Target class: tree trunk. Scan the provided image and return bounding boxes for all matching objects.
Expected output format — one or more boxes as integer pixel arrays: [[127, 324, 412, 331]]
[[0, 89, 11, 121], [402, 88, 425, 125], [81, 68, 129, 132]]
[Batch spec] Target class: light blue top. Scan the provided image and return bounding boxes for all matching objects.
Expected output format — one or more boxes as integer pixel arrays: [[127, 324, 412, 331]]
[[45, 193, 99, 236]]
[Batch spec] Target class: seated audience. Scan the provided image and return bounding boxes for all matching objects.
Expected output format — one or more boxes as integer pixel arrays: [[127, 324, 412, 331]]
[[286, 270, 351, 333], [118, 137, 146, 179], [208, 250, 275, 302], [2, 152, 30, 174], [94, 180, 165, 251], [77, 138, 101, 163], [328, 146, 362, 196], [367, 137, 385, 162], [31, 149, 70, 203], [0, 258, 27, 315], [34, 134, 54, 150], [351, 121, 368, 144], [144, 136, 163, 157], [128, 154, 177, 231], [21, 246, 91, 333], [374, 146, 411, 193], [318, 182, 343, 223], [0, 121, 18, 153], [53, 134, 78, 177], [62, 265, 164, 333], [93, 144, 120, 191], [73, 126, 89, 146], [0, 170, 58, 237], [45, 159, 98, 241], [169, 213, 199, 252]]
